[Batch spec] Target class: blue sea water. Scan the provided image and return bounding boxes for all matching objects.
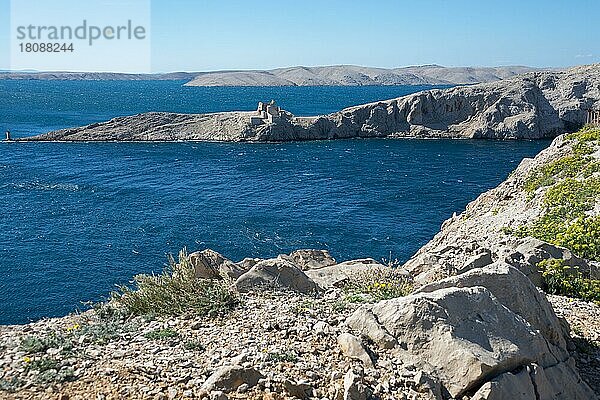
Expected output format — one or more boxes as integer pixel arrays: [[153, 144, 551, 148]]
[[0, 81, 548, 325]]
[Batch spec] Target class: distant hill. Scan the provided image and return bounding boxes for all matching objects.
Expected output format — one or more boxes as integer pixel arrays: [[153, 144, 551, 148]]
[[0, 71, 198, 81], [0, 65, 542, 86], [184, 65, 541, 86]]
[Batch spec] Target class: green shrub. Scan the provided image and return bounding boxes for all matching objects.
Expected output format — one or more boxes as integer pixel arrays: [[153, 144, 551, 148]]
[[567, 127, 600, 142], [111, 249, 239, 317], [523, 176, 600, 260], [524, 155, 595, 193], [516, 129, 600, 261], [76, 319, 135, 345], [342, 267, 413, 302], [26, 358, 58, 372], [538, 259, 600, 303], [524, 128, 600, 194], [556, 216, 600, 261], [542, 177, 600, 217], [184, 339, 204, 351], [20, 332, 72, 354], [267, 351, 298, 363], [144, 328, 179, 340], [0, 377, 23, 393]]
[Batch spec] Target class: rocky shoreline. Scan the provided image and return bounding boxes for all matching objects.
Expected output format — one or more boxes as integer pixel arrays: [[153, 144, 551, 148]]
[[1, 128, 599, 399], [19, 64, 600, 142]]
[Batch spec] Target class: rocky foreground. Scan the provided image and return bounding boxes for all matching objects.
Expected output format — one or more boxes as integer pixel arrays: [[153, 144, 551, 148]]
[[1, 129, 599, 399], [21, 64, 600, 142]]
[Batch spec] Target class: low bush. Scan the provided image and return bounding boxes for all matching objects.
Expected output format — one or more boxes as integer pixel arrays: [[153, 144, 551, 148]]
[[111, 249, 239, 317], [524, 177, 600, 260], [20, 332, 72, 354], [567, 126, 600, 142], [267, 351, 298, 363], [342, 267, 413, 302], [517, 128, 600, 261], [537, 259, 600, 304], [144, 328, 179, 340], [524, 128, 600, 194]]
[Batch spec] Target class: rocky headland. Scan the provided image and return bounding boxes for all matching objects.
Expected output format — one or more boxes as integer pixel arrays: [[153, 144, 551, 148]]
[[1, 127, 599, 399], [21, 64, 600, 142]]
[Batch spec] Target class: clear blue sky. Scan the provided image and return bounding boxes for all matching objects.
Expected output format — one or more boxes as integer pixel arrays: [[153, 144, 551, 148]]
[[1, 0, 599, 72]]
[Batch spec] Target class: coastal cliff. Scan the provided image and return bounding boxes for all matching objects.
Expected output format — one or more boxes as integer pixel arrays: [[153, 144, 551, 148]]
[[22, 64, 600, 142], [1, 128, 599, 399]]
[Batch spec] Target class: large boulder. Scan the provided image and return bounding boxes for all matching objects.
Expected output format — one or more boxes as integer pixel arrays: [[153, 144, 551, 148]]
[[201, 365, 264, 392], [472, 362, 594, 400], [505, 237, 598, 287], [288, 249, 336, 270], [415, 262, 569, 351], [188, 249, 248, 279], [234, 257, 318, 294], [189, 249, 229, 279], [304, 258, 396, 289], [345, 286, 593, 399]]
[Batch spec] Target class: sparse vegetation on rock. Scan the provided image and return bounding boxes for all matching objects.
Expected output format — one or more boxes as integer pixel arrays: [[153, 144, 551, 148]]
[[112, 249, 240, 318], [538, 258, 600, 304], [520, 127, 600, 261]]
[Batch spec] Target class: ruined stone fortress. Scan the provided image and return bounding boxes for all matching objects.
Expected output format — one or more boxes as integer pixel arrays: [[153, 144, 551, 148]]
[[250, 100, 285, 125]]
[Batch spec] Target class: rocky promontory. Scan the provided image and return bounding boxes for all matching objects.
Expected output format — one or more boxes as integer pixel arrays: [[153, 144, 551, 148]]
[[1, 128, 599, 399], [21, 64, 600, 142]]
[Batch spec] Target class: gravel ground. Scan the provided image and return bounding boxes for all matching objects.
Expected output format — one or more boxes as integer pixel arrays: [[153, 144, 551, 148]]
[[548, 294, 600, 395], [0, 290, 434, 400], [1, 290, 598, 400]]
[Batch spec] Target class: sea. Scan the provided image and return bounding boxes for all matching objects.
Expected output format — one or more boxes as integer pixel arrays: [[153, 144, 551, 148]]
[[0, 81, 549, 324]]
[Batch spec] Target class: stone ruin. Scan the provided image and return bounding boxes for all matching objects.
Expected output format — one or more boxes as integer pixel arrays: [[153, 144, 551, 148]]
[[251, 100, 283, 125]]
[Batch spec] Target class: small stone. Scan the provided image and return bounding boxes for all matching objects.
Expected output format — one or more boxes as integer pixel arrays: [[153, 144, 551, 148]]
[[337, 333, 374, 367], [314, 321, 331, 334], [283, 379, 313, 399], [209, 391, 229, 400], [343, 370, 368, 400], [202, 365, 264, 392], [167, 387, 178, 399]]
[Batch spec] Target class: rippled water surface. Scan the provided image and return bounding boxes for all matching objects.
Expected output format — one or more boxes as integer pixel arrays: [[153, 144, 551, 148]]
[[0, 81, 548, 324]]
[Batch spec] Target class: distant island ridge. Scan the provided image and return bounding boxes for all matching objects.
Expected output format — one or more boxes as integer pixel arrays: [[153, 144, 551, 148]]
[[17, 64, 600, 142], [0, 64, 542, 86]]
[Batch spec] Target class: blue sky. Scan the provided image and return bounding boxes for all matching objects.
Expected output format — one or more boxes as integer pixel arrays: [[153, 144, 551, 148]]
[[1, 0, 599, 72]]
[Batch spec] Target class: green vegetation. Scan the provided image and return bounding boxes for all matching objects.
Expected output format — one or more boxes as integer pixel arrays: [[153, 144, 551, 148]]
[[516, 127, 600, 261], [342, 267, 413, 303], [567, 126, 600, 142], [77, 319, 136, 345], [144, 328, 179, 340], [183, 339, 204, 351], [524, 127, 600, 194], [267, 351, 298, 363], [525, 177, 600, 260], [20, 332, 72, 354], [26, 358, 58, 373], [537, 259, 600, 304], [111, 249, 239, 317], [291, 299, 316, 315], [36, 368, 75, 385], [0, 377, 23, 393]]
